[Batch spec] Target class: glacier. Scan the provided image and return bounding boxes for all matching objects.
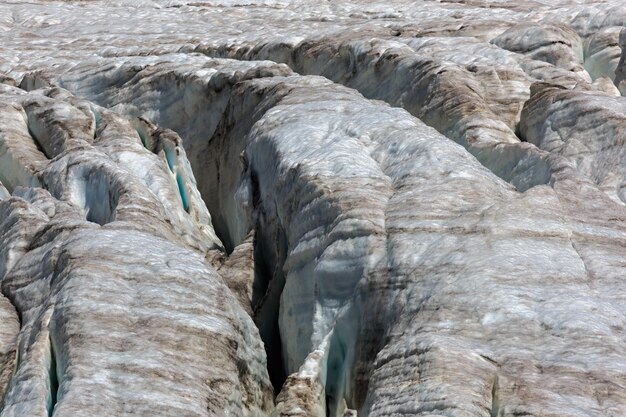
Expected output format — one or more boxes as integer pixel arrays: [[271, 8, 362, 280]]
[[0, 1, 625, 416]]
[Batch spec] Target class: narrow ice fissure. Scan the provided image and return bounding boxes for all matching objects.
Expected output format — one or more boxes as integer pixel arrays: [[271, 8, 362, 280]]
[[175, 171, 190, 213], [83, 172, 116, 225], [252, 222, 289, 394], [136, 128, 148, 148], [326, 332, 348, 417], [90, 106, 101, 138], [26, 123, 52, 160], [47, 336, 59, 417], [490, 375, 499, 417], [164, 145, 176, 173]]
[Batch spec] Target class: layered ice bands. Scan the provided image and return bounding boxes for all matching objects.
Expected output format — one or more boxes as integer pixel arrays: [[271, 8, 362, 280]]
[[521, 82, 626, 204], [0, 82, 268, 416], [0, 191, 272, 417], [0, 1, 625, 417], [17, 54, 625, 416]]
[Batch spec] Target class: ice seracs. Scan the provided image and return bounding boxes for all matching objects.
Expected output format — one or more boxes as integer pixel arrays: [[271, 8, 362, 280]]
[[25, 53, 625, 416], [0, 1, 625, 416], [0, 188, 272, 417], [521, 82, 626, 204]]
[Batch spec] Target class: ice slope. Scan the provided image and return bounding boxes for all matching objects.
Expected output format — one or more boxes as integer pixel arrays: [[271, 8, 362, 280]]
[[24, 54, 625, 417], [0, 83, 271, 416], [0, 189, 272, 417], [521, 83, 626, 204], [0, 83, 222, 252], [0, 1, 625, 416]]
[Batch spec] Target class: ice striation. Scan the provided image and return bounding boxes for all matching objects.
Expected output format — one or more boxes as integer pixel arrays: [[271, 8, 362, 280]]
[[0, 1, 625, 417]]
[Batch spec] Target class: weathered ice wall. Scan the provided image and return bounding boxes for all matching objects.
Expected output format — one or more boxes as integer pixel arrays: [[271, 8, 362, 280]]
[[0, 1, 625, 416]]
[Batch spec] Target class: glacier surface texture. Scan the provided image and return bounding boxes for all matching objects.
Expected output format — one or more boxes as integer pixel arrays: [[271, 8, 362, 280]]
[[0, 0, 626, 416]]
